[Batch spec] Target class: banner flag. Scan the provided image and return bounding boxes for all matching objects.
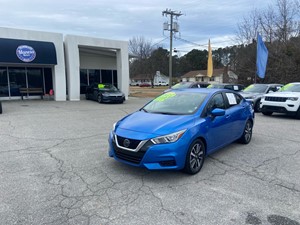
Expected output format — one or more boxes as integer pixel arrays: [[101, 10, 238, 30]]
[[256, 33, 268, 79], [207, 39, 213, 77]]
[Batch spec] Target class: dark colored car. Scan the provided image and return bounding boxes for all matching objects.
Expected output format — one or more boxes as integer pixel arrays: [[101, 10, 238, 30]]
[[164, 81, 211, 93], [207, 83, 245, 92], [240, 83, 283, 112], [0, 101, 2, 114], [108, 88, 254, 174], [86, 83, 125, 103]]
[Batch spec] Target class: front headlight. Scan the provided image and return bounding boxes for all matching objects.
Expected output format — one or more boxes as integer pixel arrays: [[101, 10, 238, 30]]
[[287, 97, 298, 101], [151, 130, 186, 144]]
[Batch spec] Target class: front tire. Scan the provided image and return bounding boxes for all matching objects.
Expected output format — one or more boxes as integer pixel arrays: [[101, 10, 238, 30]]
[[183, 139, 205, 175], [97, 94, 103, 103], [254, 100, 261, 112], [0, 102, 2, 114], [296, 107, 300, 119], [238, 120, 253, 144]]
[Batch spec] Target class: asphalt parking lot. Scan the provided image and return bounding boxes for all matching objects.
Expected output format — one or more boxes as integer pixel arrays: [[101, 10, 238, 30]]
[[0, 98, 299, 225]]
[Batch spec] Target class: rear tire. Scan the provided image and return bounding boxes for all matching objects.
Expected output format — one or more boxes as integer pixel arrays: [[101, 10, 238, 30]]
[[238, 120, 253, 144], [183, 139, 205, 175], [0, 102, 2, 114]]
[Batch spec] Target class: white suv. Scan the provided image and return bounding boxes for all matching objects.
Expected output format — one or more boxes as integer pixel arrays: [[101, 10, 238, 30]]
[[260, 82, 300, 118]]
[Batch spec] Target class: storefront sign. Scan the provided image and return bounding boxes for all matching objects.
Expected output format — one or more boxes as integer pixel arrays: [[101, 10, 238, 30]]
[[16, 45, 36, 62]]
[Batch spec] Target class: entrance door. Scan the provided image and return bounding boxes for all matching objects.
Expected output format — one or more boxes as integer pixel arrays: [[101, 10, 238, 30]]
[[27, 68, 44, 96], [0, 67, 9, 97], [8, 67, 26, 96]]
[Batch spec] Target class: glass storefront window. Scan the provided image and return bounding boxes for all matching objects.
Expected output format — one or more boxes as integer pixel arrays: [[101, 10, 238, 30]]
[[0, 67, 9, 97], [8, 67, 26, 96], [113, 70, 118, 88], [88, 69, 100, 84], [44, 68, 53, 94], [80, 69, 88, 94], [101, 70, 112, 84], [27, 68, 44, 96]]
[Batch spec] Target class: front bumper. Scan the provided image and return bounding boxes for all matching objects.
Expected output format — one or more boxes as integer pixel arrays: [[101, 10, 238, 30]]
[[102, 95, 124, 103], [260, 100, 299, 115], [108, 131, 188, 171]]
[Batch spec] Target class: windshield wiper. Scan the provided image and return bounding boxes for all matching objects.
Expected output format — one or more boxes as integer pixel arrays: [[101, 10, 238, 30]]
[[140, 108, 148, 113]]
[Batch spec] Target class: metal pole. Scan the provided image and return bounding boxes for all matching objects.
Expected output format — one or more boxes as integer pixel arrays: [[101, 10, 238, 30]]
[[169, 16, 173, 88]]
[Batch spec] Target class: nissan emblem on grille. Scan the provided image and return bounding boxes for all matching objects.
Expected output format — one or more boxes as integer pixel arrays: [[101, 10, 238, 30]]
[[123, 139, 130, 148]]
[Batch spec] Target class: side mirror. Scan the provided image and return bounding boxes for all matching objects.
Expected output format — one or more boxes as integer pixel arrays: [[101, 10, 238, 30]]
[[211, 108, 225, 117]]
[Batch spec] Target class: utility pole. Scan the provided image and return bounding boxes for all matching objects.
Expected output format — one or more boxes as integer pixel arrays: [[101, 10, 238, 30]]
[[162, 9, 183, 88]]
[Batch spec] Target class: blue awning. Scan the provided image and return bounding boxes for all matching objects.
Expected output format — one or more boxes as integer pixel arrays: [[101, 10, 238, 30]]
[[0, 38, 57, 65]]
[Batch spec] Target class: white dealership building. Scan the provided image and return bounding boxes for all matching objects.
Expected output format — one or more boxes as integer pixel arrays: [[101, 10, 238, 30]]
[[0, 27, 129, 101]]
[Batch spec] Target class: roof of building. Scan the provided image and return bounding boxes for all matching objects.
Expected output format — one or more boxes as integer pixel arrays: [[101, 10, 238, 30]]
[[181, 68, 225, 78]]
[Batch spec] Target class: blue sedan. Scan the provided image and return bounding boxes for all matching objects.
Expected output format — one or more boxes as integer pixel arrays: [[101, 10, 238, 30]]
[[108, 88, 254, 174]]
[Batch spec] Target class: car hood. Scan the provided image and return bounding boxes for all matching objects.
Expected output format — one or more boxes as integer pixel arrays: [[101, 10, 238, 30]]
[[264, 91, 300, 97], [240, 92, 262, 98], [102, 90, 123, 96], [116, 111, 194, 139]]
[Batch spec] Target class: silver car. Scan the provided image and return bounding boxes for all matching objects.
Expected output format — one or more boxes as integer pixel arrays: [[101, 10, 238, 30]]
[[240, 83, 283, 112]]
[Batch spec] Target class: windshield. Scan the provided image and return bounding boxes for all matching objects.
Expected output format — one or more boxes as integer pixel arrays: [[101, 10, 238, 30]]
[[143, 91, 207, 114], [207, 84, 224, 89], [243, 84, 268, 93], [171, 82, 192, 89], [98, 83, 118, 91], [279, 83, 300, 92]]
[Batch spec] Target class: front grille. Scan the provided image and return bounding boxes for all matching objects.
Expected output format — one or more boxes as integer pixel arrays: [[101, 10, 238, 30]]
[[113, 142, 146, 164], [262, 105, 287, 113], [116, 135, 141, 149], [265, 96, 287, 102]]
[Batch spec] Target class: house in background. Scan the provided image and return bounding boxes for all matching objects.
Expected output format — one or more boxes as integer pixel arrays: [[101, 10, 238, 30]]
[[181, 68, 239, 84], [130, 71, 169, 86], [153, 71, 169, 86]]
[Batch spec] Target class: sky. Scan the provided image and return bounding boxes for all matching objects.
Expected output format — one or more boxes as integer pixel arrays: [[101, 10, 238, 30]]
[[0, 0, 274, 55]]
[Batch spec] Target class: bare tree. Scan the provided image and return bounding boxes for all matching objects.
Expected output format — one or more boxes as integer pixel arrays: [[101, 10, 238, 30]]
[[236, 9, 260, 44], [259, 6, 277, 43], [274, 0, 300, 42], [129, 36, 154, 59]]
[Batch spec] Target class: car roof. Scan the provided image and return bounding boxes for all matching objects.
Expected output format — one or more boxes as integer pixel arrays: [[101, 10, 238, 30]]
[[287, 82, 300, 84], [249, 83, 282, 86], [170, 87, 234, 95]]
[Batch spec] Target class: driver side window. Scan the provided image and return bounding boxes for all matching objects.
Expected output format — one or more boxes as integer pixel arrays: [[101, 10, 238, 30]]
[[207, 93, 225, 112]]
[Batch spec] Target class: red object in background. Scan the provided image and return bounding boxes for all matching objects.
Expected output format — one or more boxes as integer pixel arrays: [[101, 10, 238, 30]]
[[49, 89, 54, 95], [139, 83, 151, 87]]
